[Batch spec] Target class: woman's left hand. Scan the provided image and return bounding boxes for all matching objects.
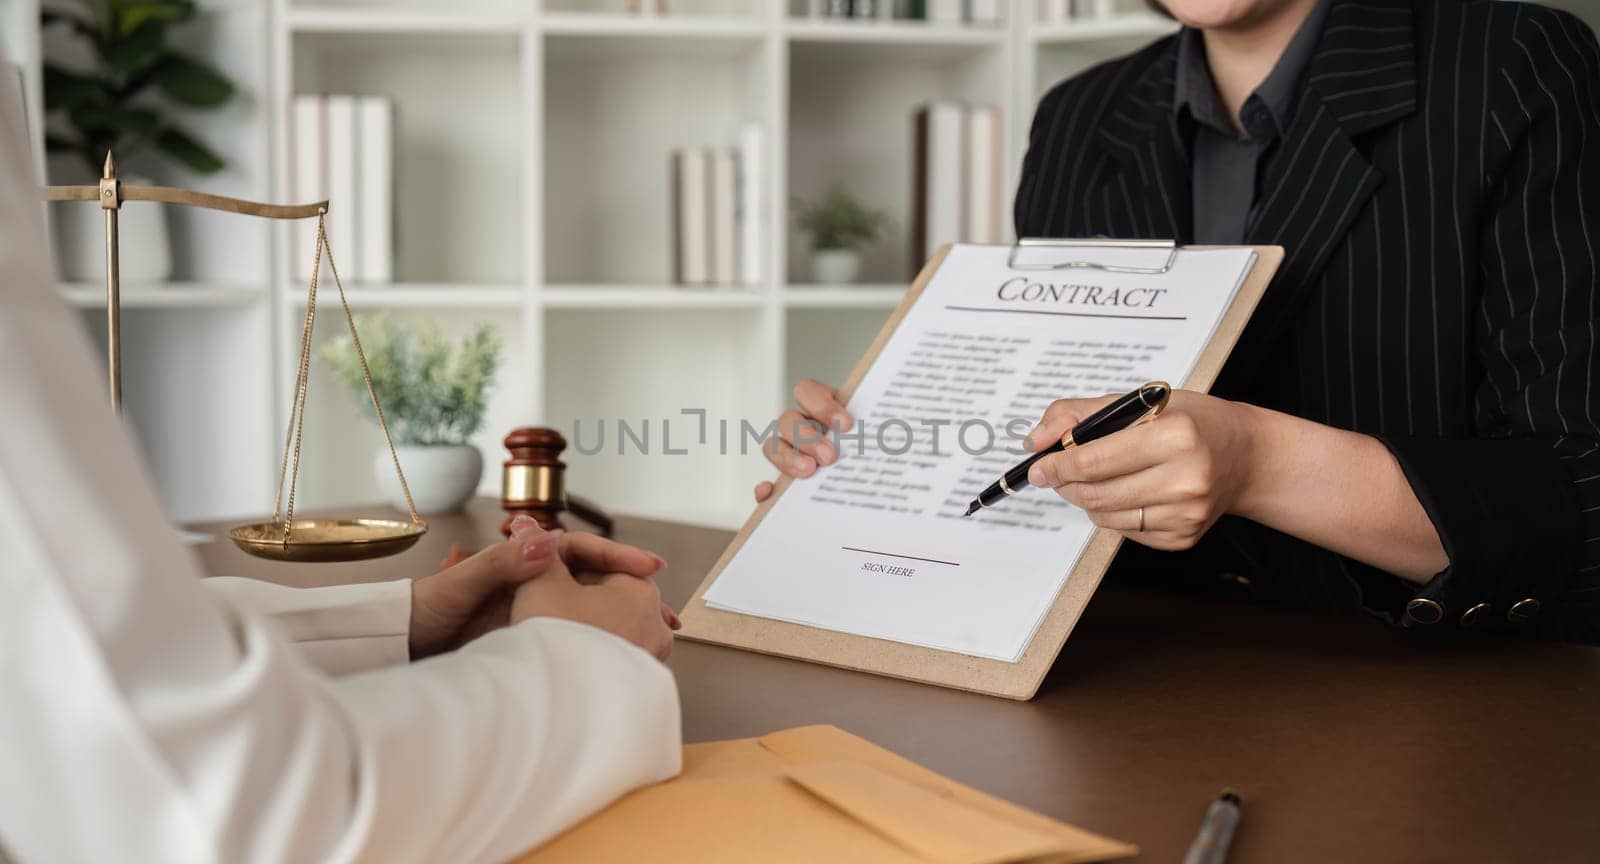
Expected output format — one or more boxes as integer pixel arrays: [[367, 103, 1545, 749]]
[[1023, 390, 1264, 551]]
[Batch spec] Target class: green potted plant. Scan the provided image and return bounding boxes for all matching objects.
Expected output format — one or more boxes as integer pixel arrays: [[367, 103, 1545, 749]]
[[42, 0, 235, 284], [320, 315, 503, 514], [796, 185, 890, 285]]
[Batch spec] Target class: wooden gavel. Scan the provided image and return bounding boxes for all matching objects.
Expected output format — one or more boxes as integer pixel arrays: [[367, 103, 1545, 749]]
[[499, 427, 614, 538]]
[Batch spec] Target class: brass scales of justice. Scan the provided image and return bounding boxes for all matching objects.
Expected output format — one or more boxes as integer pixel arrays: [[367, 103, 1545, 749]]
[[43, 153, 427, 563]]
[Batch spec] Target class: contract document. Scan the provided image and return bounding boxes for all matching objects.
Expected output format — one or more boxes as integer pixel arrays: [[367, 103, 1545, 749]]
[[705, 245, 1259, 662]]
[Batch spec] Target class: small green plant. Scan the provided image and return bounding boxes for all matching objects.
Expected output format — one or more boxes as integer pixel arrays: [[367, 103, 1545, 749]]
[[319, 315, 502, 447], [796, 185, 891, 251], [42, 0, 235, 177]]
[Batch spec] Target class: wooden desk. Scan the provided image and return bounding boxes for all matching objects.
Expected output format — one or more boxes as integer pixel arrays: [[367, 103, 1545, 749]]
[[194, 500, 1600, 863]]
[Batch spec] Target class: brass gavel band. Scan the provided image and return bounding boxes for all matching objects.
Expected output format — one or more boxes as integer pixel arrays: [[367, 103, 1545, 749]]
[[503, 464, 565, 505]]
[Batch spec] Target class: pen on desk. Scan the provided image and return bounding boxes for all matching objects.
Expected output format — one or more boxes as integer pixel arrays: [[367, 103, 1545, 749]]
[[1182, 789, 1242, 864], [962, 380, 1171, 517]]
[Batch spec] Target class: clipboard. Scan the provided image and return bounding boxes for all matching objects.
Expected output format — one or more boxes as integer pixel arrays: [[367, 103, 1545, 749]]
[[679, 242, 1285, 700]]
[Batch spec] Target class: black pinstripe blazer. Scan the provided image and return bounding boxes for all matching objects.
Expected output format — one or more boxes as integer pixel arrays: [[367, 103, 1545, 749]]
[[1015, 0, 1600, 641]]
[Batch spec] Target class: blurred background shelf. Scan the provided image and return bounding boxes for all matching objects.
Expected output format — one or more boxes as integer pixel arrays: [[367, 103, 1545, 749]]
[[782, 284, 903, 309], [1029, 13, 1177, 44], [279, 284, 525, 307], [61, 282, 266, 309], [542, 29, 766, 286], [786, 34, 1002, 286], [289, 29, 523, 286], [543, 285, 765, 309], [784, 19, 1004, 46], [285, 6, 527, 33], [13, 0, 1377, 530], [540, 11, 764, 38], [543, 0, 762, 14]]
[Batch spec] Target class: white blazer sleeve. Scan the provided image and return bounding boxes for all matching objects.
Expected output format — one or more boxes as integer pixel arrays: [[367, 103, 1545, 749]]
[[0, 81, 680, 864], [203, 577, 413, 676]]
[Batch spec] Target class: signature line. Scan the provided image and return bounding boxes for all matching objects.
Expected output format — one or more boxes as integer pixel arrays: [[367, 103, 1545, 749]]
[[841, 546, 959, 567]]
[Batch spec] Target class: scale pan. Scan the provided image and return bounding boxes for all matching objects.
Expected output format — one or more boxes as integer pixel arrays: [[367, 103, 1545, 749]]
[[228, 518, 428, 562]]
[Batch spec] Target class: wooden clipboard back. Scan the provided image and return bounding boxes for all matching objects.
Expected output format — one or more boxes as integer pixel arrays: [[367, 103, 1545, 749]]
[[679, 243, 1285, 700]]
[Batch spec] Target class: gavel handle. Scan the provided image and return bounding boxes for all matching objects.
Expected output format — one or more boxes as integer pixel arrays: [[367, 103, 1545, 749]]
[[564, 494, 614, 538]]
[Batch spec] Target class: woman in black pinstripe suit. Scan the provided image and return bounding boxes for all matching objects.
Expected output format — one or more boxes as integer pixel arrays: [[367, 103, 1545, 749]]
[[761, 0, 1600, 643]]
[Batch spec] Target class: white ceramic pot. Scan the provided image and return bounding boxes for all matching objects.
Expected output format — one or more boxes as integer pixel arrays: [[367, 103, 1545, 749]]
[[810, 248, 862, 285], [378, 444, 484, 514], [53, 174, 172, 286]]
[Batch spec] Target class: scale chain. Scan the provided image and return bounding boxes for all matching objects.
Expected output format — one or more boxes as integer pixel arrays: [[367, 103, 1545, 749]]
[[272, 217, 323, 533], [266, 213, 421, 546], [276, 217, 324, 542], [321, 219, 421, 525]]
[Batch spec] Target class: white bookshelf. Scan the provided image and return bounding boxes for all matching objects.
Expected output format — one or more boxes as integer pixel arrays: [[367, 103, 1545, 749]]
[[543, 285, 766, 308], [783, 284, 904, 308], [786, 19, 1005, 45], [20, 0, 1176, 529], [61, 282, 266, 308]]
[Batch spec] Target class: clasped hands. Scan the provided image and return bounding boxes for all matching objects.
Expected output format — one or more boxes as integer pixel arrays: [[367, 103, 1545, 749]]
[[754, 379, 1264, 551], [409, 514, 680, 661]]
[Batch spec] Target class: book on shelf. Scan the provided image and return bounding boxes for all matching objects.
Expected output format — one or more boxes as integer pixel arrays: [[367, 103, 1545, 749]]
[[709, 149, 738, 286], [737, 123, 765, 286], [672, 149, 709, 285], [912, 100, 1002, 271], [325, 94, 360, 282], [671, 125, 765, 289], [1040, 0, 1109, 21], [963, 104, 1002, 245], [289, 93, 395, 285], [804, 0, 997, 22], [926, 0, 962, 24], [911, 101, 963, 271], [357, 97, 394, 284], [965, 0, 1000, 24], [290, 95, 324, 282]]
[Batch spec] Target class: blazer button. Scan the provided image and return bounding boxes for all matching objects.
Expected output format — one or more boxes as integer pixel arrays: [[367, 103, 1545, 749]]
[[1507, 598, 1541, 623], [1218, 571, 1253, 589], [1404, 598, 1444, 625], [1459, 603, 1491, 628]]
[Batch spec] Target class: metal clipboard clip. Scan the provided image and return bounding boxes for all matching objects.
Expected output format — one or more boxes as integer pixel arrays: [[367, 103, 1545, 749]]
[[1006, 237, 1178, 275]]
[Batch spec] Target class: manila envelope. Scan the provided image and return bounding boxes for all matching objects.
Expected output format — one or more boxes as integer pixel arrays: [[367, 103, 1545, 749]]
[[515, 725, 1136, 864]]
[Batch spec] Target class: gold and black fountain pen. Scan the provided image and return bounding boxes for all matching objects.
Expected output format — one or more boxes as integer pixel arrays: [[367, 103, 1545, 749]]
[[963, 381, 1172, 517]]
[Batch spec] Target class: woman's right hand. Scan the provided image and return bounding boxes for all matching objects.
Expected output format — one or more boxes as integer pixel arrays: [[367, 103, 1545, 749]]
[[506, 517, 678, 661], [753, 378, 853, 503], [512, 567, 675, 661]]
